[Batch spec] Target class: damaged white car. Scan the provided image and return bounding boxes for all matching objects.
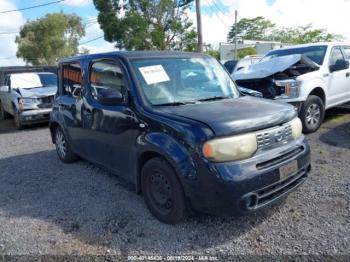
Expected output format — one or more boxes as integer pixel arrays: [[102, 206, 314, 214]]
[[233, 43, 350, 133], [0, 72, 57, 129]]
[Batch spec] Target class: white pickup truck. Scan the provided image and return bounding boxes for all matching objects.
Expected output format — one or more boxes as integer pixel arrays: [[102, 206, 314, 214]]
[[234, 43, 350, 133], [0, 72, 57, 129]]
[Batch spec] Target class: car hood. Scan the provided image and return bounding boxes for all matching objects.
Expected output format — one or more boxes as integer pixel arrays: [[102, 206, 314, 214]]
[[233, 54, 319, 80], [154, 96, 296, 136], [18, 85, 57, 98]]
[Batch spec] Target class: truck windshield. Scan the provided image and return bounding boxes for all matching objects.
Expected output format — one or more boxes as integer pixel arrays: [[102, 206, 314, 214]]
[[11, 73, 57, 89], [131, 57, 239, 106], [261, 45, 328, 65]]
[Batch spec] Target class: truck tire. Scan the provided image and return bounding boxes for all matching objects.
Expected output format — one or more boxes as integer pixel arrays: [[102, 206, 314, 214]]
[[13, 109, 23, 129], [141, 157, 186, 224], [54, 126, 79, 163], [0, 100, 11, 120], [300, 95, 325, 134]]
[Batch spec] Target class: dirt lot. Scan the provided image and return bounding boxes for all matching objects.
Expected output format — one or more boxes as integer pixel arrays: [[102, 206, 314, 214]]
[[0, 108, 349, 260]]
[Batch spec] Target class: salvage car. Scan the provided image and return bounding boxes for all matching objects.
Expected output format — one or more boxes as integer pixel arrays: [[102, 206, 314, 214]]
[[233, 43, 350, 133], [0, 72, 57, 128], [50, 51, 311, 224]]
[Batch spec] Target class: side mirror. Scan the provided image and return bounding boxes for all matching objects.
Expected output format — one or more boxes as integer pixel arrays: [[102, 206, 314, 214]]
[[330, 59, 349, 72], [0, 86, 9, 92], [97, 88, 124, 105]]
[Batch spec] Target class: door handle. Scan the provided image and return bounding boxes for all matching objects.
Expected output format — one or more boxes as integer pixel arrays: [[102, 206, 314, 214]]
[[346, 72, 350, 77]]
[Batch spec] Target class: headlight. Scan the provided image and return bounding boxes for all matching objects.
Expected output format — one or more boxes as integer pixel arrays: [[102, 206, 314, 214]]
[[18, 98, 38, 111], [202, 133, 257, 162], [274, 79, 301, 99], [290, 117, 302, 140]]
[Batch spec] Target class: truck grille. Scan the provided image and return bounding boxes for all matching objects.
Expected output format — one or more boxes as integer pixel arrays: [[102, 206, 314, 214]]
[[38, 95, 54, 108], [256, 124, 293, 150]]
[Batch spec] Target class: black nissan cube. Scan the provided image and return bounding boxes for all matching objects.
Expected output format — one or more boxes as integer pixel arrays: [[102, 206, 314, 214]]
[[50, 51, 311, 224]]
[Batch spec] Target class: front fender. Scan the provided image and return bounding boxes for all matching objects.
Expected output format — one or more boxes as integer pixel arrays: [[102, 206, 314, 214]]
[[133, 132, 198, 193]]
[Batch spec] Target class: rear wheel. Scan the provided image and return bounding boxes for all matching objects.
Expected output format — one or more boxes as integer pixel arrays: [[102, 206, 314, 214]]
[[54, 127, 79, 163], [0, 101, 10, 120], [300, 95, 325, 134], [141, 157, 186, 224]]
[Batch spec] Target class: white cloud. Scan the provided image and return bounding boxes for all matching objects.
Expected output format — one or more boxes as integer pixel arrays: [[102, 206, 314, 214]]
[[193, 0, 350, 46], [0, 1, 26, 66], [63, 0, 91, 6]]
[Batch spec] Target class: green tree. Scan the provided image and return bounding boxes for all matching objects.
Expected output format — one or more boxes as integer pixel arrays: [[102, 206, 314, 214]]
[[93, 0, 197, 51], [238, 47, 257, 59], [270, 24, 343, 44], [16, 13, 85, 65], [227, 16, 275, 42]]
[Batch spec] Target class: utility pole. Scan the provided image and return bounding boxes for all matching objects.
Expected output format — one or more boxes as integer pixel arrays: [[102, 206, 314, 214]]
[[234, 9, 238, 59], [195, 0, 203, 53]]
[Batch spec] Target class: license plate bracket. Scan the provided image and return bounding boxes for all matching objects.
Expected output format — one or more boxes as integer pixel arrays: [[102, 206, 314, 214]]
[[279, 160, 298, 180]]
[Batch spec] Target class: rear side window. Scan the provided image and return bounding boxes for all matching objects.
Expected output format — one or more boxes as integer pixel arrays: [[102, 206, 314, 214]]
[[62, 63, 83, 97], [89, 60, 126, 101], [343, 46, 350, 60], [329, 47, 344, 66]]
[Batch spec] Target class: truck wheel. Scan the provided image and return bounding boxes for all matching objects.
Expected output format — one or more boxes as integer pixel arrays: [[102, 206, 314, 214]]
[[300, 95, 325, 134], [0, 101, 10, 120], [54, 126, 79, 163], [13, 110, 23, 129], [141, 157, 186, 224]]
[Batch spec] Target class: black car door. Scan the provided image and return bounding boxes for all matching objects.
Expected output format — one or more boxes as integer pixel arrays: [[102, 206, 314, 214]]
[[58, 62, 87, 155], [80, 58, 140, 179]]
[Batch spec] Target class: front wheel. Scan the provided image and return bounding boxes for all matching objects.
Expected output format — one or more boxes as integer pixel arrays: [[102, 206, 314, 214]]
[[13, 109, 23, 129], [141, 157, 186, 224], [54, 127, 79, 163], [300, 95, 325, 134]]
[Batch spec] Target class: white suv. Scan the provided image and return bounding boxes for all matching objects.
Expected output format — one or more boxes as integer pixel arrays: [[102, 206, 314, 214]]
[[234, 43, 350, 133]]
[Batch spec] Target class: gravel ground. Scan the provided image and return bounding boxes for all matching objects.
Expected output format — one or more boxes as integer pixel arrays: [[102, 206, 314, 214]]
[[0, 108, 349, 260]]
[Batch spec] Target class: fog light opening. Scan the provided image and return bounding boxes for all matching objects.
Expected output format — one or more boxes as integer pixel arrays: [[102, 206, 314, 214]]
[[246, 194, 258, 209]]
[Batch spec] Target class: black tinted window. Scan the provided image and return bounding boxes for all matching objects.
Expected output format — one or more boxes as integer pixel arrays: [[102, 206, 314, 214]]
[[90, 60, 125, 100]]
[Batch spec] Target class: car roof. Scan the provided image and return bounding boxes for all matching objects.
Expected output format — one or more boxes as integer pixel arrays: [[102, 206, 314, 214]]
[[59, 51, 206, 64], [9, 72, 55, 76]]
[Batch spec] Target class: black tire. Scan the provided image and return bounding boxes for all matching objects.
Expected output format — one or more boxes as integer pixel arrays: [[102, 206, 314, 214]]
[[0, 100, 10, 120], [13, 109, 23, 130], [54, 126, 79, 163], [141, 157, 186, 224], [299, 95, 325, 134]]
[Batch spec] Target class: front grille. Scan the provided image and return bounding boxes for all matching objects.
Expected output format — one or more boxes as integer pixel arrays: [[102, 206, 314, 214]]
[[244, 168, 309, 210], [256, 124, 293, 150], [256, 146, 304, 170], [254, 168, 308, 208], [38, 95, 54, 108]]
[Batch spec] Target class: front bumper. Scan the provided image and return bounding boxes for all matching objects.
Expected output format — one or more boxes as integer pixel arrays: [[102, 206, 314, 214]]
[[19, 108, 52, 124], [185, 137, 311, 215]]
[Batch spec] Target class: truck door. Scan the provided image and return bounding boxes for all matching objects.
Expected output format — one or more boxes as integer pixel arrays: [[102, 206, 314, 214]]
[[327, 46, 350, 106]]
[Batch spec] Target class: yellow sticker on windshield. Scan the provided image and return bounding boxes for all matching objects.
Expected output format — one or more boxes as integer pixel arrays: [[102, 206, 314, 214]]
[[139, 65, 170, 85]]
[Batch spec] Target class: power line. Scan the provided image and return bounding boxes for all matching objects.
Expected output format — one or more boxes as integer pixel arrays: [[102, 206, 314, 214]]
[[0, 0, 65, 14], [79, 36, 104, 45], [204, 0, 231, 28]]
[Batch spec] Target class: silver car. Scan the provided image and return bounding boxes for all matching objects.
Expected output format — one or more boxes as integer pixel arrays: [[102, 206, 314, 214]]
[[0, 72, 57, 129]]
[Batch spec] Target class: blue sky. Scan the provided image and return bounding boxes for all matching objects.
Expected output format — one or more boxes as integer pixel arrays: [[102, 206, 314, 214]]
[[1, 0, 350, 66]]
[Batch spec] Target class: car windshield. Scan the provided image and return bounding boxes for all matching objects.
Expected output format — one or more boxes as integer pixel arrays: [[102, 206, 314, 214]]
[[261, 45, 328, 65], [131, 56, 239, 106]]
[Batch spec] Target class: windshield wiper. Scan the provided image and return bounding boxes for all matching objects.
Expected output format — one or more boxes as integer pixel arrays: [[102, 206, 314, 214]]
[[198, 96, 231, 102], [154, 101, 197, 106]]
